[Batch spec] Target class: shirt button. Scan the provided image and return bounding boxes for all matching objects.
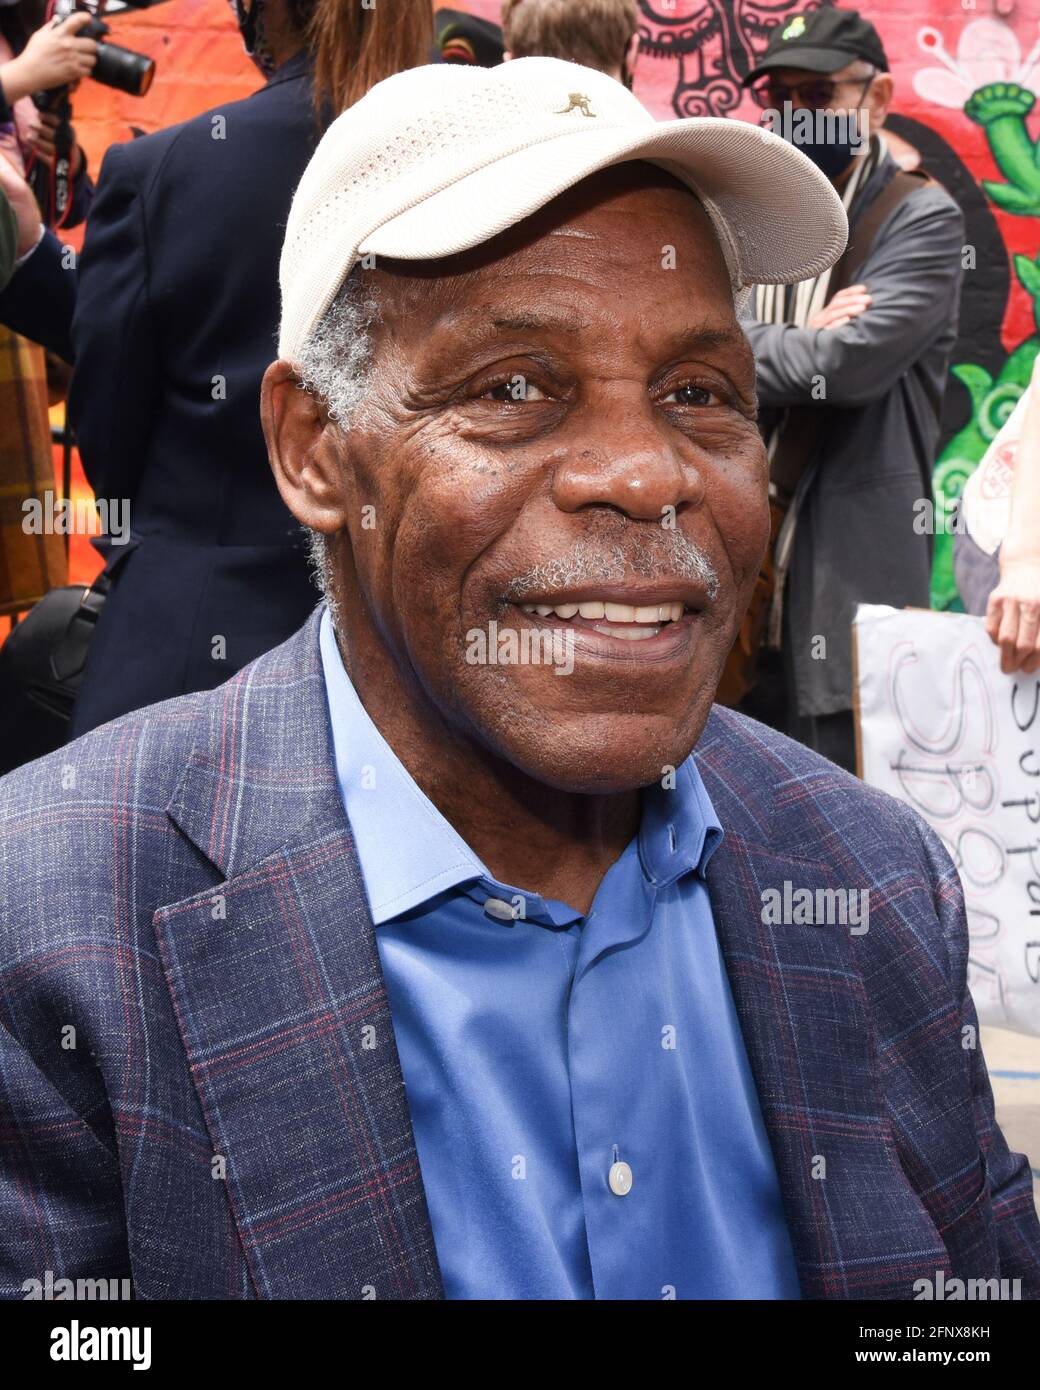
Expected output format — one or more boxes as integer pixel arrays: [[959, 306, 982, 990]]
[[484, 897, 519, 922], [608, 1161, 633, 1197]]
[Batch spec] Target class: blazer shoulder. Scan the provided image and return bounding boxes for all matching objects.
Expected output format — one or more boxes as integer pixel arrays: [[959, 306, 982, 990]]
[[107, 73, 315, 198], [701, 702, 872, 797], [701, 706, 963, 989], [0, 683, 223, 958], [0, 612, 323, 965], [699, 704, 938, 866]]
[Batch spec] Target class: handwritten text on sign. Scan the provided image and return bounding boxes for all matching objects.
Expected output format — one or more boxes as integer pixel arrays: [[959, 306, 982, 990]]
[[856, 605, 1040, 1036]]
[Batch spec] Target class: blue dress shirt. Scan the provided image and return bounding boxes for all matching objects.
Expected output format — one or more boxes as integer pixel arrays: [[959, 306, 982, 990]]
[[319, 609, 801, 1300]]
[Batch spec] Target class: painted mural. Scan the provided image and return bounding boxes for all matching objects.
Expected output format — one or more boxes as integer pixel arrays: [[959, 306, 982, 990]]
[[57, 0, 1040, 611], [913, 14, 1040, 607]]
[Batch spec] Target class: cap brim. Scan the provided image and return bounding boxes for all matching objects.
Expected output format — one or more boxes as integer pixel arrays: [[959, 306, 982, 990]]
[[743, 45, 856, 84], [358, 117, 847, 293]]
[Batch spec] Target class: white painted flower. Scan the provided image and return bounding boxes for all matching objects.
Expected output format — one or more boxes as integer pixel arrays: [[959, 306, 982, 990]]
[[913, 17, 1040, 108]]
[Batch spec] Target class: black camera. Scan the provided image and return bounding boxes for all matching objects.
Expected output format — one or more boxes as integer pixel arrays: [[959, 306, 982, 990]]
[[50, 0, 158, 97], [30, 1, 166, 225]]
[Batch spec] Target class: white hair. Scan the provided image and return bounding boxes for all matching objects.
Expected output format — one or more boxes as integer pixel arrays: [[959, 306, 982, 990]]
[[296, 268, 381, 427], [294, 269, 381, 628]]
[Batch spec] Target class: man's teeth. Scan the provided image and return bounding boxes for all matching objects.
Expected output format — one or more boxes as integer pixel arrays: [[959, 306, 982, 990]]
[[591, 623, 662, 641], [518, 600, 684, 623]]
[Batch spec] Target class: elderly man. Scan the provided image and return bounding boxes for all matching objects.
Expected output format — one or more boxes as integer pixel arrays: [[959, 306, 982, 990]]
[[0, 59, 1037, 1303]]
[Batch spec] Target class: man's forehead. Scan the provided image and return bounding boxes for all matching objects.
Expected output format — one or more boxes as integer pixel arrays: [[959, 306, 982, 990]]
[[376, 287, 748, 375], [372, 262, 738, 353]]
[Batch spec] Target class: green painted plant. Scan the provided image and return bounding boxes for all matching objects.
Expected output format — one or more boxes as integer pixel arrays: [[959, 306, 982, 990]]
[[965, 82, 1040, 215], [930, 83, 1040, 608]]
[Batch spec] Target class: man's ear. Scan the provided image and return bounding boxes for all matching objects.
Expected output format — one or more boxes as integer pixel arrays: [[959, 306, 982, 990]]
[[624, 32, 640, 80], [867, 72, 893, 128], [260, 359, 350, 534]]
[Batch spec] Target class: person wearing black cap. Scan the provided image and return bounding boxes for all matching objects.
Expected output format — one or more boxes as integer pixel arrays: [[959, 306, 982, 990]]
[[734, 7, 964, 775], [434, 7, 504, 68]]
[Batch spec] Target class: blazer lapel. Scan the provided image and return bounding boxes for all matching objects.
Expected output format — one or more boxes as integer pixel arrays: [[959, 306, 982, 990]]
[[153, 610, 443, 1300], [697, 712, 952, 1300]]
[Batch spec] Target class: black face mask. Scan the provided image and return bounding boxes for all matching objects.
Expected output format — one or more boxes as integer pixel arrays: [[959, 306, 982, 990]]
[[791, 129, 859, 179]]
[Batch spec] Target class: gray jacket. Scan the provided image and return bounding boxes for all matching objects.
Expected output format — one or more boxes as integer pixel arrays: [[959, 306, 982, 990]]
[[744, 152, 965, 717]]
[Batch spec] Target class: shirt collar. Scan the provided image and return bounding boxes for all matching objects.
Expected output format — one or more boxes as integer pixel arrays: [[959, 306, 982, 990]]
[[319, 608, 486, 924], [319, 607, 724, 922], [638, 759, 724, 888]]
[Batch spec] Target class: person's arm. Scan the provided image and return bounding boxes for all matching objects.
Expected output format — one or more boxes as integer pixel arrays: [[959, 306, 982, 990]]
[[985, 358, 1040, 674], [0, 226, 74, 362], [745, 186, 965, 410], [0, 155, 75, 361], [68, 139, 160, 500]]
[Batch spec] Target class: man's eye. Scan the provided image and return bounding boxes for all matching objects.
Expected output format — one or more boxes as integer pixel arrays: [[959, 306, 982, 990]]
[[661, 383, 721, 406], [481, 375, 548, 403]]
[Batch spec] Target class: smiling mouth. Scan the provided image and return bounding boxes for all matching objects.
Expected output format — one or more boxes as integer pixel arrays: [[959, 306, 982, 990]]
[[498, 577, 715, 662], [516, 597, 689, 642]]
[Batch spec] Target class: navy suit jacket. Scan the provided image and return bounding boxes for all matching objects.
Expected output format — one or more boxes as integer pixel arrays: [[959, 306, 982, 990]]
[[62, 51, 324, 737], [1, 606, 1038, 1300]]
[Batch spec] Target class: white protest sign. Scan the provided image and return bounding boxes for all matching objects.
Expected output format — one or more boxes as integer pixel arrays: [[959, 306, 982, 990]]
[[855, 604, 1040, 1036]]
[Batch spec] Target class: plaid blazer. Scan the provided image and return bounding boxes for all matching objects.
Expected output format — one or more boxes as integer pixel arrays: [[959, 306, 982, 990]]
[[1, 605, 1038, 1300]]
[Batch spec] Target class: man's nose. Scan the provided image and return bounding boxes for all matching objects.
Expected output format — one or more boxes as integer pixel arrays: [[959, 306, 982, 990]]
[[550, 408, 705, 522]]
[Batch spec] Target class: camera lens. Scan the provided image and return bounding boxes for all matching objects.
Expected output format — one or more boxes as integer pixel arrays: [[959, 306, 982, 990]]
[[92, 41, 157, 98]]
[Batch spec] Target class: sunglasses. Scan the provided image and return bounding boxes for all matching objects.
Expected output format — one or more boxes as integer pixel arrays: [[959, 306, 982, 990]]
[[749, 70, 876, 110]]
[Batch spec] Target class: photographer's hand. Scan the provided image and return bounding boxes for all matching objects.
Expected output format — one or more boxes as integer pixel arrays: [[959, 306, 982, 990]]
[[32, 109, 84, 177], [0, 10, 97, 105]]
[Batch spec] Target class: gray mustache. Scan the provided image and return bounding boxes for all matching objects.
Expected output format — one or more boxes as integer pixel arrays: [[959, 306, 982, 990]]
[[503, 534, 719, 602]]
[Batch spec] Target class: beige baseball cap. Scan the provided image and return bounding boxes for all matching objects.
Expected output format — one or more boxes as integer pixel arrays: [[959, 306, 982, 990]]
[[278, 56, 848, 362]]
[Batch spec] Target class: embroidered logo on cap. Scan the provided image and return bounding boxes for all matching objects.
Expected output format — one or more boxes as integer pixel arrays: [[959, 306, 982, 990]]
[[555, 92, 597, 117], [782, 15, 806, 40]]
